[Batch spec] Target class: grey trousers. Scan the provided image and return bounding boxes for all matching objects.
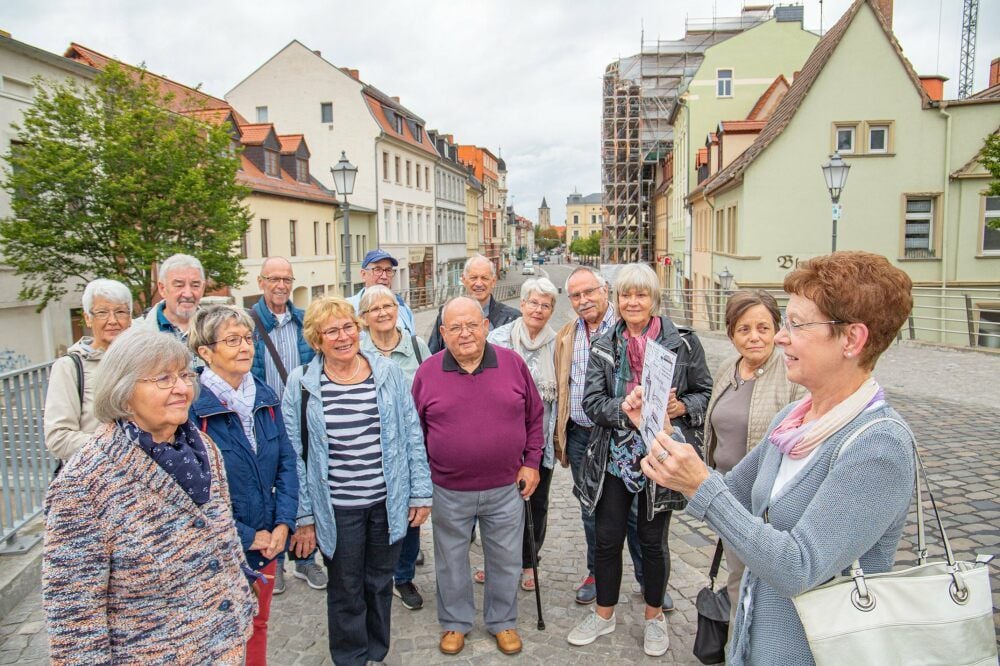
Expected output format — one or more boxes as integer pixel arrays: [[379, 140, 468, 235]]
[[432, 483, 524, 634]]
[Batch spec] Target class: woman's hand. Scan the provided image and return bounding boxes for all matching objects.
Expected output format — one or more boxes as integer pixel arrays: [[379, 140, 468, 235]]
[[622, 385, 643, 428], [263, 524, 289, 560], [290, 524, 316, 559], [640, 431, 710, 498], [666, 388, 687, 419], [250, 530, 272, 552], [409, 506, 431, 527]]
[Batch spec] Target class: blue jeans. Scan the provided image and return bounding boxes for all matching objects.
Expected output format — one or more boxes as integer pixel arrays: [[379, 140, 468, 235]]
[[566, 421, 643, 579], [323, 501, 401, 666], [394, 525, 420, 585]]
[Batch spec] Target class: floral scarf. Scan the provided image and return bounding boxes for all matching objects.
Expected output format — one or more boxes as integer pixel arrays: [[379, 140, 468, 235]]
[[610, 317, 662, 492], [121, 419, 213, 505]]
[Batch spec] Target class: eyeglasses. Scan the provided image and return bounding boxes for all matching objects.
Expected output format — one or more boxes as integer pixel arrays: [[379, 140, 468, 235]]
[[260, 276, 295, 285], [139, 371, 198, 390], [363, 303, 398, 316], [780, 313, 845, 336], [321, 322, 358, 339], [523, 299, 553, 312], [90, 309, 131, 321], [445, 322, 483, 336], [366, 267, 395, 276], [209, 334, 254, 348], [568, 286, 603, 301]]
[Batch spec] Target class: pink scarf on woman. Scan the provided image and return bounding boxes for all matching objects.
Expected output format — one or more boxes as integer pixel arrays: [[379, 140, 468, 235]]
[[768, 377, 884, 459], [623, 316, 662, 394]]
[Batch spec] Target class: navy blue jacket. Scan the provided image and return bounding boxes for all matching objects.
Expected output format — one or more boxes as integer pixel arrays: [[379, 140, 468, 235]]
[[191, 376, 299, 571], [249, 298, 315, 390]]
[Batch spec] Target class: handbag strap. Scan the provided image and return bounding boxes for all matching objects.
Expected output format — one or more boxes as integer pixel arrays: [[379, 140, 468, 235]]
[[708, 539, 725, 586], [248, 309, 289, 384]]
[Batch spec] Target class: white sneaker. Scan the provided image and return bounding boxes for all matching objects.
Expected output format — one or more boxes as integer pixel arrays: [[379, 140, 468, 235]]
[[567, 611, 616, 646], [644, 613, 669, 657]]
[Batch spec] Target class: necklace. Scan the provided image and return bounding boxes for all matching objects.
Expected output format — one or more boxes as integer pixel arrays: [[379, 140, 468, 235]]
[[326, 355, 362, 383], [372, 330, 401, 354]]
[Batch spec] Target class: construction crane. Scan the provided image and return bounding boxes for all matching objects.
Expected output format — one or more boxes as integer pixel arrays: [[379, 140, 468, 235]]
[[958, 0, 979, 99]]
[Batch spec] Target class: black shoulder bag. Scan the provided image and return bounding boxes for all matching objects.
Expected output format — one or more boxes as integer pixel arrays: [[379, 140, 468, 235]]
[[693, 539, 731, 664], [247, 309, 289, 385]]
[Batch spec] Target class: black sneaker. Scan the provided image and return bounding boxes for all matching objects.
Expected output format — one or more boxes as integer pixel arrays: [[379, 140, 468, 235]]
[[393, 581, 423, 610]]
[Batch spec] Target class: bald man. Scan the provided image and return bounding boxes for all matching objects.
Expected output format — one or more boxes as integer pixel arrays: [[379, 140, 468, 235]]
[[427, 255, 519, 353], [412, 297, 542, 656]]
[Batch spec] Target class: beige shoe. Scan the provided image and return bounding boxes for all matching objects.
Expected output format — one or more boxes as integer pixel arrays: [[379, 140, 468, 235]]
[[439, 631, 465, 655], [495, 628, 522, 655]]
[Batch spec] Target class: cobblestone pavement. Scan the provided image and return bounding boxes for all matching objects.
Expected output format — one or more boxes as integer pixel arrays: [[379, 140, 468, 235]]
[[3, 262, 998, 664]]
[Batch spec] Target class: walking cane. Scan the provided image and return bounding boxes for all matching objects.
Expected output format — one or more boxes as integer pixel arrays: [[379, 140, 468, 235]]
[[518, 479, 545, 630]]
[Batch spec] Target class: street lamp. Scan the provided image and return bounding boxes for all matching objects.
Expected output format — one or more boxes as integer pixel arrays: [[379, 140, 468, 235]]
[[331, 151, 358, 295], [821, 152, 850, 253], [717, 266, 735, 293]]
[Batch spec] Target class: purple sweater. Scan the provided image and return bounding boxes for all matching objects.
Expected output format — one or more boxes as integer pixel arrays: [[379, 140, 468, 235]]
[[412, 343, 543, 491]]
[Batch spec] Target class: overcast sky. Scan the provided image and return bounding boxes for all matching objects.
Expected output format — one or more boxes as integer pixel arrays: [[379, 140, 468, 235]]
[[4, 0, 998, 228]]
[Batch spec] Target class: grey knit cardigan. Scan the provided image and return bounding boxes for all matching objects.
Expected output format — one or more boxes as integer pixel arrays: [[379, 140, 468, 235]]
[[686, 401, 915, 666]]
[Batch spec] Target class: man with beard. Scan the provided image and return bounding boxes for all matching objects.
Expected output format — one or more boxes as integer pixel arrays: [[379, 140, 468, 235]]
[[137, 253, 206, 366]]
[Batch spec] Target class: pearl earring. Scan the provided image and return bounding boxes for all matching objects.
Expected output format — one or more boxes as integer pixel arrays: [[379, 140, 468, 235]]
[[845, 351, 853, 358]]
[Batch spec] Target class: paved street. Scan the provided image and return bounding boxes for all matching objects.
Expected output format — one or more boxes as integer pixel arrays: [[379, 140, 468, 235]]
[[2, 262, 998, 664]]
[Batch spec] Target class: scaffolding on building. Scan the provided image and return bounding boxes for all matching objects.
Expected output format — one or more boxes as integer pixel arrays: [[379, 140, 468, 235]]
[[600, 7, 773, 264]]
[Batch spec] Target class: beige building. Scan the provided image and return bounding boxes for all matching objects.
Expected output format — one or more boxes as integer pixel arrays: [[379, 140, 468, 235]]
[[465, 171, 484, 257], [565, 192, 604, 243]]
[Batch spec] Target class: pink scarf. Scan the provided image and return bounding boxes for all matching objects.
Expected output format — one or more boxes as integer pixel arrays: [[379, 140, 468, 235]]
[[623, 316, 662, 394], [768, 378, 884, 459]]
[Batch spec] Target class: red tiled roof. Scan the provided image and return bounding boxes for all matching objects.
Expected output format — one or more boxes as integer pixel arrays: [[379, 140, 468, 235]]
[[363, 92, 439, 158], [278, 134, 304, 154], [719, 120, 767, 133], [703, 0, 931, 197], [696, 147, 709, 167], [746, 75, 790, 120], [951, 124, 1000, 177], [180, 108, 243, 136], [968, 83, 1000, 100], [238, 123, 276, 146], [238, 154, 336, 205]]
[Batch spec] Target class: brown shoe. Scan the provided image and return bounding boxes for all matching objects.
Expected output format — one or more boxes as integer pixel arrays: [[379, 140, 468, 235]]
[[439, 631, 465, 655], [495, 628, 522, 655]]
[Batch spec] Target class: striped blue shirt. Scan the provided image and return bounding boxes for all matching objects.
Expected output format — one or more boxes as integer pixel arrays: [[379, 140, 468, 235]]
[[264, 310, 301, 397], [320, 373, 386, 508], [569, 305, 617, 427]]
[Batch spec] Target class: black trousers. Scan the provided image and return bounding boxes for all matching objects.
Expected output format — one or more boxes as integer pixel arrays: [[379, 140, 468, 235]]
[[521, 463, 554, 569], [594, 472, 671, 608]]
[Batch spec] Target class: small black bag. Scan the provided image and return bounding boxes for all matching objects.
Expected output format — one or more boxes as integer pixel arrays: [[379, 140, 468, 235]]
[[693, 540, 731, 665]]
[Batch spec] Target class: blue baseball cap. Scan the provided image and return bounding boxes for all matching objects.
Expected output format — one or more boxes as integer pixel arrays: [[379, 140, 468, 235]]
[[361, 249, 399, 268]]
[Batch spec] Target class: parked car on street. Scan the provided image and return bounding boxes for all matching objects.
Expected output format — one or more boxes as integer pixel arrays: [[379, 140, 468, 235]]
[[522, 262, 536, 275]]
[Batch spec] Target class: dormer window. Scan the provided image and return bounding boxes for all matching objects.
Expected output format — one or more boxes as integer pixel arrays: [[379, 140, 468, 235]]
[[415, 125, 423, 142], [393, 113, 404, 134], [264, 149, 280, 177], [296, 158, 309, 182]]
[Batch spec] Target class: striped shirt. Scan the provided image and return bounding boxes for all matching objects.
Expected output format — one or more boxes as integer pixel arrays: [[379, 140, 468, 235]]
[[264, 310, 301, 397], [320, 373, 386, 508], [569, 305, 617, 427]]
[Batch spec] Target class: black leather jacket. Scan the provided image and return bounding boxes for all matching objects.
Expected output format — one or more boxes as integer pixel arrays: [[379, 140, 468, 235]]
[[427, 295, 521, 353], [573, 316, 713, 519]]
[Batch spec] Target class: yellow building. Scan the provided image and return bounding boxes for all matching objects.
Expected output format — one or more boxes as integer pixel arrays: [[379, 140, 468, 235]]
[[565, 192, 604, 243], [465, 171, 484, 257]]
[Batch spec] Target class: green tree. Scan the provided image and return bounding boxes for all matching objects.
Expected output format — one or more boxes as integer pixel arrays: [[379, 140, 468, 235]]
[[535, 226, 560, 252], [570, 231, 601, 257], [981, 132, 1000, 230], [1, 62, 251, 310]]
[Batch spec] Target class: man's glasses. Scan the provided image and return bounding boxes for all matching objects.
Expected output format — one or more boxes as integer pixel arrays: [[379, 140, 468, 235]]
[[445, 322, 483, 336], [90, 309, 131, 321], [139, 372, 198, 390], [366, 267, 395, 276], [209, 334, 254, 348], [261, 276, 295, 285], [321, 322, 359, 339]]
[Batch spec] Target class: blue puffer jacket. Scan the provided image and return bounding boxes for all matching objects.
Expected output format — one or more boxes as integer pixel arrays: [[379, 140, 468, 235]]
[[190, 376, 299, 571], [281, 350, 432, 557], [249, 298, 315, 387]]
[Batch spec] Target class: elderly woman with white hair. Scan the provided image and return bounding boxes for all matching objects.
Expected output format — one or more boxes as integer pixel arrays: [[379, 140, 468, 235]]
[[44, 278, 133, 462], [486, 277, 559, 591], [42, 327, 256, 664], [568, 263, 713, 658]]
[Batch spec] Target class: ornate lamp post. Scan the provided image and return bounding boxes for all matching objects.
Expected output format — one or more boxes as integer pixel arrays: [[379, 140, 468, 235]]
[[331, 151, 359, 295], [821, 152, 851, 253]]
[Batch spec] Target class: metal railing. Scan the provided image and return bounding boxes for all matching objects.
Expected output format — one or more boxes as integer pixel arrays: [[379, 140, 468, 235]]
[[659, 286, 1000, 350], [0, 362, 54, 554], [397, 280, 522, 311]]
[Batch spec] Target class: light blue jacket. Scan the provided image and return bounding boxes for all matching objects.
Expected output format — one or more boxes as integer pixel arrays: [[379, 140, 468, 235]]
[[281, 350, 432, 557]]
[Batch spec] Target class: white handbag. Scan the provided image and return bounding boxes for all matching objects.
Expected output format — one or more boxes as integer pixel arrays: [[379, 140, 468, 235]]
[[792, 418, 997, 666]]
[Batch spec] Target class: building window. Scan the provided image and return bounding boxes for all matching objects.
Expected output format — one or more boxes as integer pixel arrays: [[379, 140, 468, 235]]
[[296, 158, 309, 182], [868, 124, 889, 153], [406, 161, 412, 187], [726, 205, 738, 254], [835, 124, 857, 154], [256, 106, 268, 122], [904, 197, 935, 259], [717, 69, 733, 97], [260, 219, 270, 257], [383, 207, 390, 240], [240, 231, 249, 259], [414, 125, 423, 142], [591, 214, 597, 225], [407, 211, 413, 242], [313, 221, 319, 255], [714, 209, 725, 252], [416, 164, 422, 189], [320, 102, 333, 124], [573, 214, 579, 225], [264, 149, 279, 177], [394, 114, 404, 134], [425, 167, 430, 191], [325, 222, 332, 254], [289, 220, 298, 256], [382, 152, 390, 181], [396, 210, 402, 241], [394, 156, 401, 184], [983, 196, 1000, 254]]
